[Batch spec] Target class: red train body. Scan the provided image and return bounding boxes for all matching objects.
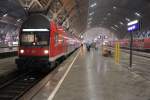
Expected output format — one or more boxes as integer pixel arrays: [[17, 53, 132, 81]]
[[15, 14, 81, 71], [110, 38, 150, 51]]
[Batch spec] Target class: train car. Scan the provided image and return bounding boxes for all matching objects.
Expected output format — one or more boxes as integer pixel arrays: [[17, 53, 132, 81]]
[[15, 14, 80, 71], [144, 38, 150, 50], [110, 37, 150, 51]]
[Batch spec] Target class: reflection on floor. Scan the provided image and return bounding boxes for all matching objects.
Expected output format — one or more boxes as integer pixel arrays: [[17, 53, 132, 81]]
[[53, 47, 150, 100]]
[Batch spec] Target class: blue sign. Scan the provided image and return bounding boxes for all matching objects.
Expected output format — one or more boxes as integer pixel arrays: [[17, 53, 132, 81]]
[[127, 20, 140, 32]]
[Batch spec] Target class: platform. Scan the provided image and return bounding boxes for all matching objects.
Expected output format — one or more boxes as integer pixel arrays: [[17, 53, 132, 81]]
[[31, 47, 150, 100], [0, 57, 17, 76], [0, 47, 17, 53], [120, 50, 150, 80], [0, 47, 18, 59]]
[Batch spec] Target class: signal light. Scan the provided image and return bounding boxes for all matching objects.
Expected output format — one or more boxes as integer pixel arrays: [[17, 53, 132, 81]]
[[20, 49, 24, 54], [44, 50, 49, 54]]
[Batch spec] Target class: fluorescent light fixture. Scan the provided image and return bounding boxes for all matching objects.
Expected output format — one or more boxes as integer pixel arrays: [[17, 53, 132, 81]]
[[120, 21, 124, 25], [127, 20, 139, 26], [89, 12, 94, 16], [22, 29, 49, 32], [94, 38, 97, 42], [17, 19, 21, 22], [107, 13, 111, 16], [90, 3, 97, 8], [80, 35, 83, 39], [135, 12, 141, 17], [88, 18, 92, 21], [98, 36, 101, 39], [88, 20, 92, 24], [125, 18, 130, 22], [114, 25, 119, 28], [3, 14, 7, 17], [111, 26, 117, 31], [113, 6, 117, 9]]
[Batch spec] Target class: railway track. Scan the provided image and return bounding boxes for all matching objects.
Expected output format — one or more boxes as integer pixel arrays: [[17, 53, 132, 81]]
[[0, 71, 47, 100]]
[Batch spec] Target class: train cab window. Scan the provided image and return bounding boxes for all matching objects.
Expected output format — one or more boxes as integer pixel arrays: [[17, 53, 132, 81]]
[[21, 30, 49, 46]]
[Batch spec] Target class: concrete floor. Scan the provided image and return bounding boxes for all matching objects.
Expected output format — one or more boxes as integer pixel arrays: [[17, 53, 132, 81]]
[[0, 57, 17, 76], [120, 51, 150, 80], [52, 47, 150, 100]]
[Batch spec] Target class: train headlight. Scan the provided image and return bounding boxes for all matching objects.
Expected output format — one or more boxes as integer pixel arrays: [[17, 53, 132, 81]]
[[44, 50, 49, 54], [20, 49, 24, 54]]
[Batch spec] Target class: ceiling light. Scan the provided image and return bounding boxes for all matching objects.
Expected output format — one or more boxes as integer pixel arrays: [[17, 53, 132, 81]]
[[3, 14, 8, 17], [89, 12, 94, 16], [88, 21, 92, 24], [88, 18, 93, 21], [119, 21, 124, 25], [107, 13, 111, 16], [114, 25, 119, 28], [135, 12, 141, 17], [90, 3, 97, 8], [17, 19, 21, 22], [127, 20, 139, 26], [125, 17, 130, 22], [113, 6, 117, 10], [111, 26, 117, 31], [22, 29, 49, 32]]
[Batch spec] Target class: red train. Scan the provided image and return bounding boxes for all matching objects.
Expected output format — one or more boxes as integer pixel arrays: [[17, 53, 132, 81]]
[[110, 38, 150, 51], [15, 14, 81, 71]]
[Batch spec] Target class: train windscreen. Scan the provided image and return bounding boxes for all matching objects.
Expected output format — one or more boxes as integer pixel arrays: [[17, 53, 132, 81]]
[[20, 29, 49, 46]]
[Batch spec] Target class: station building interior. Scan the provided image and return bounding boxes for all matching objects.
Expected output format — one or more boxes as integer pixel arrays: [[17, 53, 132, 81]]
[[0, 0, 150, 100]]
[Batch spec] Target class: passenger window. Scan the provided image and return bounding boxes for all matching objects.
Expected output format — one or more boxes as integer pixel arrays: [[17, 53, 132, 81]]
[[62, 36, 65, 46], [55, 32, 59, 46]]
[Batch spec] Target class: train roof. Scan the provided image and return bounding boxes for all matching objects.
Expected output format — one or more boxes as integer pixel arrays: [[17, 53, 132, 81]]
[[22, 14, 50, 29]]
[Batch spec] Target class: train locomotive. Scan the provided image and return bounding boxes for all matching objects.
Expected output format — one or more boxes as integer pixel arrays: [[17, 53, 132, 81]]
[[15, 14, 81, 71]]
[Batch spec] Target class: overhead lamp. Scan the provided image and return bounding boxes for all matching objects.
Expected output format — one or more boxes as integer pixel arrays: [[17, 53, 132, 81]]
[[135, 12, 141, 17], [107, 13, 111, 16], [17, 19, 21, 22], [113, 6, 117, 10], [90, 3, 97, 8], [3, 14, 8, 17], [125, 17, 130, 22], [114, 25, 119, 28], [94, 38, 98, 42], [88, 17, 93, 21], [22, 29, 49, 32], [88, 21, 92, 24], [111, 26, 117, 31], [89, 12, 94, 16], [127, 20, 139, 26], [120, 21, 124, 25]]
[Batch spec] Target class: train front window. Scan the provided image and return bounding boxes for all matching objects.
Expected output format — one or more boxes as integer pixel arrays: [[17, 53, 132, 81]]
[[21, 31, 49, 46]]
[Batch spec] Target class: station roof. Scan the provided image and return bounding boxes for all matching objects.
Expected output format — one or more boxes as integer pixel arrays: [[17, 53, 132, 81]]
[[1, 0, 150, 38]]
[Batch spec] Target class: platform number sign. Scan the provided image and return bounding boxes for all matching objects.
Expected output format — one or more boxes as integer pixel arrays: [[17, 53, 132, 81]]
[[127, 20, 141, 68], [127, 20, 140, 32]]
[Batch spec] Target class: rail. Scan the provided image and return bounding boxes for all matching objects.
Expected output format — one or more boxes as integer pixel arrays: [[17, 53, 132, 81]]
[[0, 71, 47, 100]]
